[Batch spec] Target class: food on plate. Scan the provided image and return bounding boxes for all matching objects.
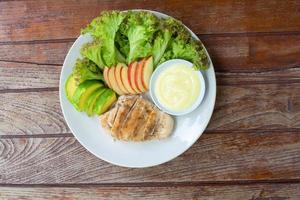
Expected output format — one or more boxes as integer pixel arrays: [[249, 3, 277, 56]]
[[65, 51, 117, 116], [65, 57, 117, 115], [81, 11, 208, 70], [64, 10, 209, 141], [100, 95, 174, 141], [85, 87, 106, 116], [115, 63, 129, 94], [121, 66, 135, 94], [128, 61, 140, 93], [72, 81, 103, 111], [103, 56, 154, 95], [154, 63, 201, 112], [72, 58, 104, 85], [65, 74, 77, 102], [107, 64, 125, 95], [93, 89, 117, 115], [141, 56, 154, 90]]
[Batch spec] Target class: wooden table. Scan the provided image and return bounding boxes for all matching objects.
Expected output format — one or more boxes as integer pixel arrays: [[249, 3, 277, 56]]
[[0, 1, 300, 199]]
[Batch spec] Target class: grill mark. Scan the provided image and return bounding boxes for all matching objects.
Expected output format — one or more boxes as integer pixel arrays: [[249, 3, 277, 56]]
[[119, 96, 139, 133], [129, 101, 146, 141], [133, 101, 154, 141], [109, 106, 119, 128], [120, 98, 145, 140], [148, 109, 162, 139], [113, 96, 139, 139]]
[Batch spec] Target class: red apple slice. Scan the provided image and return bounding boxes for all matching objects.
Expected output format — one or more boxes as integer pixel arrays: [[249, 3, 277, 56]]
[[103, 67, 112, 88], [128, 61, 141, 93], [108, 66, 124, 95], [115, 63, 129, 94], [135, 58, 147, 92], [121, 66, 136, 94], [141, 56, 154, 90]]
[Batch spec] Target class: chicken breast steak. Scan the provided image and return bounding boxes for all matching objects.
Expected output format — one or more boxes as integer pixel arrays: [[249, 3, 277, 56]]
[[100, 95, 174, 141]]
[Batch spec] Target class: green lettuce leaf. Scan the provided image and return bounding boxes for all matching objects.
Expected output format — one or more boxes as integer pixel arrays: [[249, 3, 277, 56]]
[[152, 29, 172, 66], [119, 11, 159, 63], [72, 58, 103, 85], [81, 11, 125, 66], [158, 17, 208, 70], [80, 41, 105, 69]]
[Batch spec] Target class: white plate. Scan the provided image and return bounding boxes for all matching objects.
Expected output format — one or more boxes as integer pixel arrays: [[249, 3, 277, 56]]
[[59, 10, 216, 168]]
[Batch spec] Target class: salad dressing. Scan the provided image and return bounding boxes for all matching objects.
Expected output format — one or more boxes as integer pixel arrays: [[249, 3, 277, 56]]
[[155, 64, 200, 112]]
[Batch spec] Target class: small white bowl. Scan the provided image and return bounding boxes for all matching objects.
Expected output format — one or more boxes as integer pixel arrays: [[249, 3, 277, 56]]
[[150, 59, 206, 116]]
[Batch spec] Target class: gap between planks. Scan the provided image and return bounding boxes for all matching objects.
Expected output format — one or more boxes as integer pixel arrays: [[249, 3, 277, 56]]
[[0, 67, 300, 94], [0, 31, 300, 46], [1, 180, 300, 188], [0, 87, 59, 94], [1, 129, 300, 139]]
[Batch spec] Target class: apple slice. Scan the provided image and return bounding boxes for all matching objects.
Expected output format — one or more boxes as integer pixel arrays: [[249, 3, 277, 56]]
[[121, 66, 136, 94], [115, 63, 129, 94], [141, 56, 154, 90], [103, 67, 112, 88], [108, 66, 124, 95], [128, 61, 141, 93], [135, 58, 147, 92]]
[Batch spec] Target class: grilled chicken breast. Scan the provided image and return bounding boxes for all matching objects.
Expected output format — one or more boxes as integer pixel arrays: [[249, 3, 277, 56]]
[[100, 95, 174, 141]]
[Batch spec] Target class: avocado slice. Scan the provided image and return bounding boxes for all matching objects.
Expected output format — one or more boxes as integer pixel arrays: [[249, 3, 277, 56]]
[[85, 87, 106, 116], [72, 80, 103, 111], [93, 89, 117, 115], [65, 74, 77, 102]]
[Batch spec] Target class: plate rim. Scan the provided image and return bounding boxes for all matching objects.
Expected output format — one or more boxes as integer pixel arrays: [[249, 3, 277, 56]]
[[59, 9, 216, 168]]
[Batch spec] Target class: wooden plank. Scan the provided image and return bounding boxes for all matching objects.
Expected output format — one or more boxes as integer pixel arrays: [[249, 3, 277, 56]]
[[1, 80, 300, 135], [209, 82, 300, 131], [1, 34, 299, 72], [0, 184, 300, 200], [202, 34, 300, 72], [0, 132, 299, 183], [0, 0, 299, 42], [0, 40, 73, 66], [0, 91, 68, 136], [0, 61, 60, 90], [3, 60, 299, 91]]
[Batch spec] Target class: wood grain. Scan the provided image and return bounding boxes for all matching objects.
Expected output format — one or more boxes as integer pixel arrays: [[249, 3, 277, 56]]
[[1, 34, 299, 72], [1, 80, 300, 135], [0, 0, 299, 197], [0, 0, 299, 42], [0, 91, 68, 136], [202, 33, 300, 72], [0, 184, 300, 200], [0, 40, 73, 66], [209, 82, 300, 131], [0, 132, 299, 183], [0, 61, 60, 90]]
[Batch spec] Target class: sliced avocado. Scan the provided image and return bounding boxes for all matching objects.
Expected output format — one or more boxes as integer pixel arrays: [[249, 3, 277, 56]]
[[93, 89, 117, 115], [85, 87, 106, 116], [72, 80, 103, 111], [65, 74, 77, 102]]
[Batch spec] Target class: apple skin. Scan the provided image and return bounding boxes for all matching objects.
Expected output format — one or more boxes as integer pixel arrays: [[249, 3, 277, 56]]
[[121, 66, 136, 94], [141, 56, 154, 90], [115, 63, 129, 94], [103, 67, 112, 88], [108, 66, 124, 95], [135, 58, 147, 92], [128, 61, 141, 93]]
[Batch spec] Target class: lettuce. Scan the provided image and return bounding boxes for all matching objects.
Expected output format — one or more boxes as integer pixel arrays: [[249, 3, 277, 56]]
[[80, 10, 208, 70], [159, 18, 208, 70], [72, 58, 104, 85], [80, 41, 105, 69], [152, 29, 172, 66], [119, 11, 158, 63], [81, 11, 125, 67]]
